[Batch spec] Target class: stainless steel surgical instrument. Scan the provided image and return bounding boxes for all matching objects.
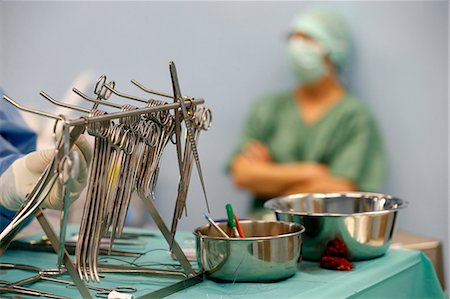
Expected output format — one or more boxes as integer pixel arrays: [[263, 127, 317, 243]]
[[0, 62, 210, 298], [169, 62, 210, 213]]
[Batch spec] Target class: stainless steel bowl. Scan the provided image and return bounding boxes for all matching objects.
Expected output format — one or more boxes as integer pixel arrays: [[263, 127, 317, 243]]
[[194, 220, 305, 282], [264, 192, 407, 261]]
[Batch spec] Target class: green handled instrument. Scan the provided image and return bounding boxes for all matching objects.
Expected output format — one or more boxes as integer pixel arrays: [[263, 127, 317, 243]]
[[226, 203, 240, 238]]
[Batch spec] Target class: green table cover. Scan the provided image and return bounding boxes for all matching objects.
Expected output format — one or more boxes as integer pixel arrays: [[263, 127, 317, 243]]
[[0, 226, 445, 299]]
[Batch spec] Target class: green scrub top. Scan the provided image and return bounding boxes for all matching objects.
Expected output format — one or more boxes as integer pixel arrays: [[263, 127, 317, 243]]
[[231, 91, 386, 215]]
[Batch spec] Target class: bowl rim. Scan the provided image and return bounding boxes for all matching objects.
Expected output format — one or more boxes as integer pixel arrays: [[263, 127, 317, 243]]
[[264, 192, 408, 217], [193, 220, 305, 241]]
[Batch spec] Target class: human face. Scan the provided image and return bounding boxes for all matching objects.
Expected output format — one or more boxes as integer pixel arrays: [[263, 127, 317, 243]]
[[287, 32, 329, 84]]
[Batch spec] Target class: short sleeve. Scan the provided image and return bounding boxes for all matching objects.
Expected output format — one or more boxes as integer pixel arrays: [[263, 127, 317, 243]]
[[328, 112, 386, 192]]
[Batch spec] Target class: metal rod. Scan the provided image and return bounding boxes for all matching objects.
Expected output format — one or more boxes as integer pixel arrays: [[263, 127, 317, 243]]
[[131, 79, 192, 100], [40, 91, 90, 113], [35, 208, 93, 299], [72, 88, 123, 109], [203, 214, 230, 238], [5, 91, 204, 127], [3, 95, 62, 120], [138, 190, 196, 276], [137, 272, 203, 299], [103, 84, 148, 103], [66, 98, 204, 126]]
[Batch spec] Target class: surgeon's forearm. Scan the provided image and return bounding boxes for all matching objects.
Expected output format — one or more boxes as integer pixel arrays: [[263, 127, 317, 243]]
[[231, 157, 329, 198]]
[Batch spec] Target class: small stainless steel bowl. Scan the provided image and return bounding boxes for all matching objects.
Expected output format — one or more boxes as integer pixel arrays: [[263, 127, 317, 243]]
[[194, 220, 305, 282], [264, 192, 407, 261]]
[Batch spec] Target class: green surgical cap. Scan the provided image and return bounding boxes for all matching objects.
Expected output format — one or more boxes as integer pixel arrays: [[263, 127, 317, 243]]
[[291, 11, 350, 69]]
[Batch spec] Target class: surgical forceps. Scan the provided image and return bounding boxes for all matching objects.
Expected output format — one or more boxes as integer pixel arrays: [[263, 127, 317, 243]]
[[56, 116, 77, 269], [76, 109, 112, 282], [169, 62, 210, 213], [170, 105, 212, 242], [76, 105, 154, 282], [0, 263, 136, 297], [106, 108, 141, 247], [135, 101, 174, 200]]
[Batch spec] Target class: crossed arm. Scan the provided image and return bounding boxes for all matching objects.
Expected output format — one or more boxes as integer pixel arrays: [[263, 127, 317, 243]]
[[230, 141, 356, 198]]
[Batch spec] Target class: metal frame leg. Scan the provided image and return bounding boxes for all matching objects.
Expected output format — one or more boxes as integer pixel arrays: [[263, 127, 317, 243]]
[[35, 208, 93, 299], [139, 192, 197, 277]]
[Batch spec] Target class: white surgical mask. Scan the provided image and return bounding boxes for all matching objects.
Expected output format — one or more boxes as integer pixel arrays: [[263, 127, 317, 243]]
[[287, 39, 328, 84]]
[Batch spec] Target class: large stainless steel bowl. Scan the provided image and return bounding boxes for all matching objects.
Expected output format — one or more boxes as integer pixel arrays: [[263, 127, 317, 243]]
[[194, 220, 305, 282], [264, 192, 407, 261]]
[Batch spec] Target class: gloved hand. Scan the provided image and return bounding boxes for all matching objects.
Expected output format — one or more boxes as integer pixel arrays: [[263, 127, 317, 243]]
[[0, 135, 92, 210]]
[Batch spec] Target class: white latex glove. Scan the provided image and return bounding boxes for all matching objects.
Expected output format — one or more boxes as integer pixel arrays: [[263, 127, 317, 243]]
[[0, 135, 92, 210]]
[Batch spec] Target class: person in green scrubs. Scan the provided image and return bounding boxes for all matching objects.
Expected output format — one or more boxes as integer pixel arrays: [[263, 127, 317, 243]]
[[230, 12, 386, 218]]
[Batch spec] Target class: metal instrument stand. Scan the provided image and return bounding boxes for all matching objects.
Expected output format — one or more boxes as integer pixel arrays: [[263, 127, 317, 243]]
[[0, 63, 209, 298]]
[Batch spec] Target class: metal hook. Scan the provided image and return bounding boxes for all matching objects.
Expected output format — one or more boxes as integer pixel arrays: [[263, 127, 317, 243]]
[[102, 82, 149, 103], [40, 91, 90, 113], [130, 79, 173, 99], [3, 95, 62, 120], [131, 79, 193, 100], [72, 88, 123, 110]]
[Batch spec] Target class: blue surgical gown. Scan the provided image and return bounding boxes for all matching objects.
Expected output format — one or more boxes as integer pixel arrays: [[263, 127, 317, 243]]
[[0, 88, 37, 231]]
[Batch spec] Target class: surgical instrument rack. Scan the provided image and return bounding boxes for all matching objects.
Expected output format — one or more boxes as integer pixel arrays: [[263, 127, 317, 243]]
[[0, 62, 211, 298]]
